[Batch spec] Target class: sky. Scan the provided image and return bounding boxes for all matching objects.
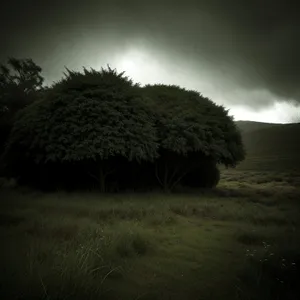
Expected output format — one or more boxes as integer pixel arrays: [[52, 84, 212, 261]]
[[1, 0, 299, 123]]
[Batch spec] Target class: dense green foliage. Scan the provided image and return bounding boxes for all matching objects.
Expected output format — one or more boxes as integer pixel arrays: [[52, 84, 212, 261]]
[[3, 67, 158, 191], [2, 60, 245, 191], [141, 84, 245, 190]]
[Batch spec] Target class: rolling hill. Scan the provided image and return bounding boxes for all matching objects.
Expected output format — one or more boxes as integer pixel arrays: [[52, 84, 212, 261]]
[[235, 121, 300, 171], [235, 121, 282, 133]]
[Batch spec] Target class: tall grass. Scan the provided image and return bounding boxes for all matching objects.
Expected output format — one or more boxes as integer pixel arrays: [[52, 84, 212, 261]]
[[0, 170, 299, 299]]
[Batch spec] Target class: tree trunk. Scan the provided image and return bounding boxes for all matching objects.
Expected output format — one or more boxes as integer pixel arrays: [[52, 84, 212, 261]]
[[155, 162, 187, 192], [99, 166, 106, 193], [163, 164, 170, 192]]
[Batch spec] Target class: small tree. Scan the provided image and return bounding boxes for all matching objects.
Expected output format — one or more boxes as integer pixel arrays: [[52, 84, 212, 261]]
[[0, 57, 44, 111], [0, 58, 44, 159]]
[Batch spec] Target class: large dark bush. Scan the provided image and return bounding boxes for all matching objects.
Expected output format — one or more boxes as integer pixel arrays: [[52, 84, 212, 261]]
[[3, 66, 245, 192], [3, 66, 159, 191]]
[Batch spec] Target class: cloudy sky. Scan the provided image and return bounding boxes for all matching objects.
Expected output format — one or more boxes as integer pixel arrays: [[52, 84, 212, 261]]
[[1, 0, 299, 123]]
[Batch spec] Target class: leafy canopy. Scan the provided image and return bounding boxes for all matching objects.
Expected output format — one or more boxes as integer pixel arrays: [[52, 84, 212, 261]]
[[4, 67, 158, 166], [142, 84, 245, 167]]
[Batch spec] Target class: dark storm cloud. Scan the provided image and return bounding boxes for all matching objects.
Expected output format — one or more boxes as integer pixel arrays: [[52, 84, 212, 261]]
[[1, 0, 299, 108]]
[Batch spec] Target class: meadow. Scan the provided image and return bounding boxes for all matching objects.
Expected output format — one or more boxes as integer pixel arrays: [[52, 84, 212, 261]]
[[1, 169, 299, 300]]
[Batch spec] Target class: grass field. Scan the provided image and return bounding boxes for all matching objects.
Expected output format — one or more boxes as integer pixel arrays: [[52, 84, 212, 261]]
[[235, 122, 300, 172], [1, 170, 300, 300]]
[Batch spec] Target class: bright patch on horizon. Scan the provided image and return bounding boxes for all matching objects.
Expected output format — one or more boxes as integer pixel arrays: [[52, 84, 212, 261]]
[[230, 102, 299, 124], [110, 48, 300, 124], [114, 47, 173, 86], [115, 48, 155, 83]]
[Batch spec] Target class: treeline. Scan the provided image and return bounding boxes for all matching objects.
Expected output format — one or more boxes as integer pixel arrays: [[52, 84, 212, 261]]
[[0, 58, 245, 192]]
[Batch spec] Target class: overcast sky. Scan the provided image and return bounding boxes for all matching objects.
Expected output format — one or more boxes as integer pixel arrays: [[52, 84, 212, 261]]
[[1, 0, 299, 123]]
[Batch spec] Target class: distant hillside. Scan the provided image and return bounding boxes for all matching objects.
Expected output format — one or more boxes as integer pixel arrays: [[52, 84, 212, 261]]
[[235, 120, 282, 133], [235, 121, 300, 171]]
